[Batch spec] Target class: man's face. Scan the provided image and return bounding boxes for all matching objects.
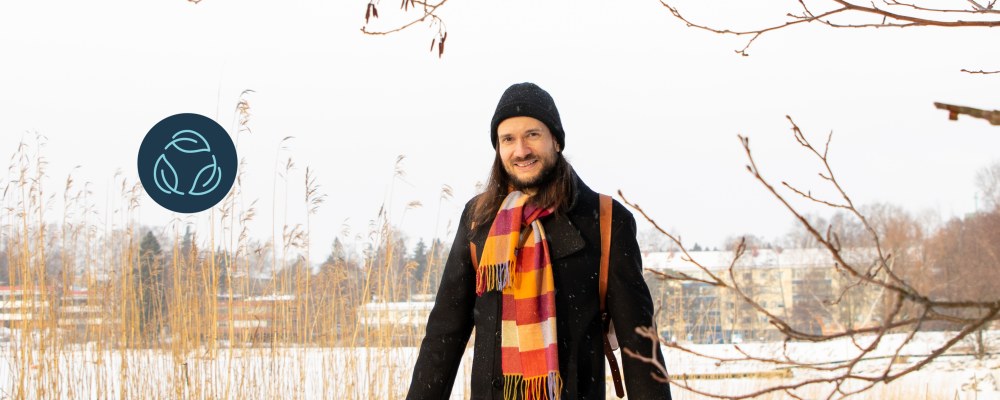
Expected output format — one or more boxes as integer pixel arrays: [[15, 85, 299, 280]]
[[497, 116, 560, 193]]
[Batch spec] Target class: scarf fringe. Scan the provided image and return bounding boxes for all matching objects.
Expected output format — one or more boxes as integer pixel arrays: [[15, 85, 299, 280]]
[[503, 372, 563, 400], [476, 261, 513, 295]]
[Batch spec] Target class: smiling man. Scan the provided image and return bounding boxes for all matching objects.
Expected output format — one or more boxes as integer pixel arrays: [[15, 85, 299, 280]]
[[406, 82, 672, 400]]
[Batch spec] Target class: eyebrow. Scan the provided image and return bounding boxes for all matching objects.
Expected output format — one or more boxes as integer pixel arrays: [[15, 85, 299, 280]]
[[498, 128, 543, 137]]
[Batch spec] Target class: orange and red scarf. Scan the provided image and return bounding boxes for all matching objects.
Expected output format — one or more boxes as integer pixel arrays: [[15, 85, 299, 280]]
[[476, 191, 562, 400]]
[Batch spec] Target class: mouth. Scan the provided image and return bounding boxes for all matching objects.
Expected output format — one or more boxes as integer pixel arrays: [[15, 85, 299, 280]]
[[513, 159, 539, 168]]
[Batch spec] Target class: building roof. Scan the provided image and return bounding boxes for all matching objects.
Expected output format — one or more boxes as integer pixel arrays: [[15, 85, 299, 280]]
[[642, 248, 880, 273]]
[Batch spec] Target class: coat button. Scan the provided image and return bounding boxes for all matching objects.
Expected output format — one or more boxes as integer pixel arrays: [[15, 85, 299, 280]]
[[492, 377, 503, 389], [495, 330, 502, 340]]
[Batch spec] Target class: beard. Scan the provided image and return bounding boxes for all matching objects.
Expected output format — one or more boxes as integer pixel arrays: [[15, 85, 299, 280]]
[[506, 155, 558, 192]]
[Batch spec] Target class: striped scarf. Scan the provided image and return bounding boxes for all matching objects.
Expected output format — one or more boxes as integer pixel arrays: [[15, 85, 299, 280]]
[[476, 191, 562, 400]]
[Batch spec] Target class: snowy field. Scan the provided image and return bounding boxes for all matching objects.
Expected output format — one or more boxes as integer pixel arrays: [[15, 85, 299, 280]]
[[661, 331, 1000, 399], [0, 331, 996, 399]]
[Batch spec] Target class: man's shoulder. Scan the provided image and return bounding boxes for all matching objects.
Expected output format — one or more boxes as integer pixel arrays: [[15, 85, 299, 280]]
[[609, 198, 634, 221], [460, 193, 486, 213], [458, 194, 491, 228], [583, 192, 637, 236], [571, 182, 635, 223]]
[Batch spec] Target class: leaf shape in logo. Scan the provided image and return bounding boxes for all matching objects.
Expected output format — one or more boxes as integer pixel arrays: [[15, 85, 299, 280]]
[[153, 154, 183, 195], [189, 155, 222, 196], [165, 129, 212, 154]]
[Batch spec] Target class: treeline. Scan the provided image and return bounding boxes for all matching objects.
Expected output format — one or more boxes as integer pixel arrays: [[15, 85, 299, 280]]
[[0, 221, 450, 347]]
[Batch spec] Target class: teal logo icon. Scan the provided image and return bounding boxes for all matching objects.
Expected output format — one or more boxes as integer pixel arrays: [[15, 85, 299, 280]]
[[137, 113, 237, 213]]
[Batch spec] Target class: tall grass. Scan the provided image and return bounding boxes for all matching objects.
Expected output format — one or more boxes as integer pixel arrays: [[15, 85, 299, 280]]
[[0, 99, 454, 399]]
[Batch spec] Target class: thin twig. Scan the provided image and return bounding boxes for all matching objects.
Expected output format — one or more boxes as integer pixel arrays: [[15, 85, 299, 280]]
[[660, 0, 1000, 55]]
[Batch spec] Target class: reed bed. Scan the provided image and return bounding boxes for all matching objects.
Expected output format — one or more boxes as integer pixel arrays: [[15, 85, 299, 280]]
[[0, 105, 990, 399], [0, 100, 457, 399]]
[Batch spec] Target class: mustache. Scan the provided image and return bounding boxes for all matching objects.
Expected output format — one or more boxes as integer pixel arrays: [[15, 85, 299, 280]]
[[509, 156, 539, 163]]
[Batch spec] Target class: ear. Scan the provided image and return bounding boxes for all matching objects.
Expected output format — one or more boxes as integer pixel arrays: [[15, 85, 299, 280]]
[[554, 142, 561, 152]]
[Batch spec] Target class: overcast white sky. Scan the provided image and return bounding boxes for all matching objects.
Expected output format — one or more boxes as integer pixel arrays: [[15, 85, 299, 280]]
[[2, 0, 999, 264]]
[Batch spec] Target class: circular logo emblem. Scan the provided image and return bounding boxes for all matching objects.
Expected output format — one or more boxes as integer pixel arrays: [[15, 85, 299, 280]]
[[137, 113, 238, 213]]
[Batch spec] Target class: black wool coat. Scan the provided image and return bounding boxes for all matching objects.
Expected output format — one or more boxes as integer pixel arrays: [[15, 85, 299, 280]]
[[406, 176, 672, 400]]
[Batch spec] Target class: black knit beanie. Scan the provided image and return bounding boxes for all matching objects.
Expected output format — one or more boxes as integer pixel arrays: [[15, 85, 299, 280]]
[[490, 82, 565, 150]]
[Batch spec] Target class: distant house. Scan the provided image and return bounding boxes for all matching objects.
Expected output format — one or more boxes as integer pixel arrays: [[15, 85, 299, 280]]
[[357, 295, 434, 346], [0, 285, 105, 331], [0, 285, 46, 327], [55, 287, 105, 328], [217, 293, 298, 343], [643, 248, 883, 344]]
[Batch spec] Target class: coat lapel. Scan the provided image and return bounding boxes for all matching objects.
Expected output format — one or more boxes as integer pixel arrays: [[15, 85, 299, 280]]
[[544, 213, 585, 260], [544, 170, 592, 261]]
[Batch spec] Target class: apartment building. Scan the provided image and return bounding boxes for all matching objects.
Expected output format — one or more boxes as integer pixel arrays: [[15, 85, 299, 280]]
[[643, 248, 883, 344]]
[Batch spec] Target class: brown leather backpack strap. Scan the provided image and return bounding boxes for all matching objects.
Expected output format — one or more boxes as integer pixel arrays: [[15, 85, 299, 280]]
[[599, 193, 624, 398], [599, 194, 612, 311], [603, 332, 625, 398]]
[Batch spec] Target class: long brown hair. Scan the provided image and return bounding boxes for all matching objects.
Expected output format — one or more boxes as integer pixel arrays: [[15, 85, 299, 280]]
[[470, 151, 575, 231]]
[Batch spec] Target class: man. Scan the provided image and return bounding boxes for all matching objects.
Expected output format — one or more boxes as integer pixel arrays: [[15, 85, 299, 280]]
[[406, 82, 671, 400]]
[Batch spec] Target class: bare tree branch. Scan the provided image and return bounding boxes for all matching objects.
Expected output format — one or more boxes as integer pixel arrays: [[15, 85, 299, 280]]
[[660, 0, 1000, 55], [886, 0, 1000, 14], [961, 68, 1000, 74], [935, 102, 1000, 125], [359, 0, 449, 56], [617, 117, 1000, 399]]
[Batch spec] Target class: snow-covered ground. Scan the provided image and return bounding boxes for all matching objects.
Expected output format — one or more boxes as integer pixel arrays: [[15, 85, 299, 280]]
[[0, 331, 996, 399], [661, 331, 1000, 399]]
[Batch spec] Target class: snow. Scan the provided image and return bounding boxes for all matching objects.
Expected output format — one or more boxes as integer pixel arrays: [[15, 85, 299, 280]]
[[0, 331, 996, 399]]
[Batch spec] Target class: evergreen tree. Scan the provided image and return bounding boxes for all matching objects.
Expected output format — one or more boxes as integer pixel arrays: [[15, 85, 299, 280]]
[[317, 238, 367, 343], [425, 238, 449, 295], [0, 247, 8, 285], [135, 231, 165, 340], [332, 238, 346, 264], [181, 225, 192, 258], [215, 247, 229, 293], [411, 238, 428, 292]]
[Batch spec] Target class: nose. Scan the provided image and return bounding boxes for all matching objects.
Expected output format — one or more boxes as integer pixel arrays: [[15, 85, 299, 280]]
[[512, 139, 533, 159]]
